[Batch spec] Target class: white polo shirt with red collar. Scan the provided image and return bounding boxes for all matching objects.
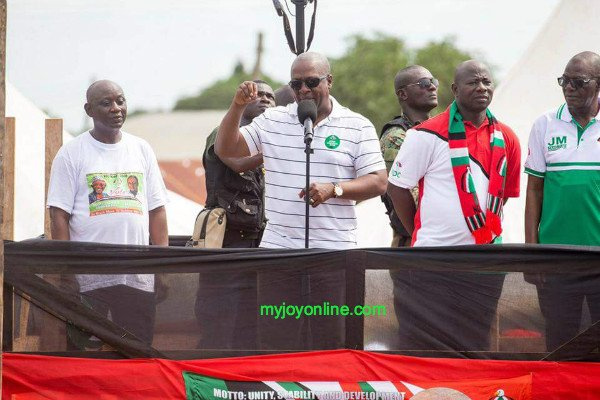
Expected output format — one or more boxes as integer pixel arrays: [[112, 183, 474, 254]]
[[388, 108, 521, 247]]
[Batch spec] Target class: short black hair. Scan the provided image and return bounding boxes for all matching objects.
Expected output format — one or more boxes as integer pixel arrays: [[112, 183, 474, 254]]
[[394, 65, 426, 92]]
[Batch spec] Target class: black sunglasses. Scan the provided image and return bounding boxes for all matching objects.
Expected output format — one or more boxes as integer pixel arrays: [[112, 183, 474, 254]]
[[397, 77, 439, 93], [557, 76, 598, 90], [289, 75, 328, 91]]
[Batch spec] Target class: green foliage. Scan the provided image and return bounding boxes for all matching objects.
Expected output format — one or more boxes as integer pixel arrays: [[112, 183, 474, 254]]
[[330, 34, 409, 133], [173, 61, 283, 110], [173, 34, 482, 132], [415, 38, 473, 116], [330, 34, 477, 132]]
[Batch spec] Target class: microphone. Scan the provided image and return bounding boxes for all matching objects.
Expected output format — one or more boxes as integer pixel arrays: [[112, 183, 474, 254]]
[[297, 100, 317, 145]]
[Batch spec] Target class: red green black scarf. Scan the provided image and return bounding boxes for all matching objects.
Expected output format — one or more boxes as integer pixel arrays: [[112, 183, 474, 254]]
[[448, 101, 507, 244]]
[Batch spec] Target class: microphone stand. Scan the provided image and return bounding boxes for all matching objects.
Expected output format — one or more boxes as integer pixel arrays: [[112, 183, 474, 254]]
[[304, 124, 313, 249], [303, 119, 314, 349], [292, 0, 308, 53]]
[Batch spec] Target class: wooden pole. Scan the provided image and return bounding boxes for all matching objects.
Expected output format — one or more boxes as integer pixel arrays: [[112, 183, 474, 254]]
[[0, 0, 8, 390], [2, 117, 14, 240], [44, 119, 63, 238], [39, 119, 64, 351], [251, 32, 264, 80], [1, 117, 13, 353]]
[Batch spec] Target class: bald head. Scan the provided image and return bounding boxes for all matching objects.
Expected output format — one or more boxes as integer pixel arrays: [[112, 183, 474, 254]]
[[411, 388, 471, 400], [84, 80, 127, 134], [561, 51, 600, 113], [566, 51, 600, 77], [86, 80, 123, 103], [451, 60, 494, 117], [290, 52, 331, 77], [454, 60, 490, 85], [289, 51, 333, 116], [394, 65, 430, 92], [275, 85, 296, 107]]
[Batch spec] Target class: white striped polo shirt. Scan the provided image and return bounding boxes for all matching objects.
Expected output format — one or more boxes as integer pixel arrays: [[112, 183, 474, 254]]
[[241, 97, 385, 249], [525, 103, 600, 245]]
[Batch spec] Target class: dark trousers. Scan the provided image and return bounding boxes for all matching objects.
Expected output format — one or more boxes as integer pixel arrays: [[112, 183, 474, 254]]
[[390, 270, 505, 351], [68, 284, 156, 349], [536, 273, 600, 350], [195, 230, 260, 349], [257, 269, 345, 350], [390, 233, 504, 351]]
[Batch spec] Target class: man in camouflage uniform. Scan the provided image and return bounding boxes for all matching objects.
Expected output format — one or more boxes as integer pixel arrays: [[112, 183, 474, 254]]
[[381, 65, 439, 349], [380, 65, 439, 247]]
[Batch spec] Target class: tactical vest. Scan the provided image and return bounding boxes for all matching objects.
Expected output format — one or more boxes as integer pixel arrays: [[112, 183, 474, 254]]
[[380, 115, 414, 238], [203, 144, 265, 235]]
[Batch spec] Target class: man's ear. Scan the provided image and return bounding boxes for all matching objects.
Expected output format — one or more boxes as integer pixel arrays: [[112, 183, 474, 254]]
[[397, 88, 408, 102], [451, 83, 458, 97], [327, 74, 333, 89], [84, 103, 93, 117]]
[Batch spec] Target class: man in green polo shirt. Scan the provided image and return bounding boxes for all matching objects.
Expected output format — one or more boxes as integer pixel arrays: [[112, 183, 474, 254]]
[[524, 51, 600, 350]]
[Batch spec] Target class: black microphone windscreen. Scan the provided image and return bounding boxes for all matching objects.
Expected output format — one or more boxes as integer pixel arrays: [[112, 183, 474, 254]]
[[297, 100, 317, 124]]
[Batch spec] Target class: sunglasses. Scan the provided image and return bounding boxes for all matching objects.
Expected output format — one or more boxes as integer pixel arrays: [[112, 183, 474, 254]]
[[557, 76, 598, 89], [397, 77, 439, 93], [289, 75, 328, 91]]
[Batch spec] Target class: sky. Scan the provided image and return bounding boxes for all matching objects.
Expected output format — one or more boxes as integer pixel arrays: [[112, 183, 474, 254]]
[[8, 0, 561, 132]]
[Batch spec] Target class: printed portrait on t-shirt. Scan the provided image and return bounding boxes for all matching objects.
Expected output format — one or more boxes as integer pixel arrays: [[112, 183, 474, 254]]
[[86, 172, 144, 216]]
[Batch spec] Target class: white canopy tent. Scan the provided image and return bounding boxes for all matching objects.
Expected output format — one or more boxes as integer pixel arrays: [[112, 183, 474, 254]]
[[493, 0, 600, 243]]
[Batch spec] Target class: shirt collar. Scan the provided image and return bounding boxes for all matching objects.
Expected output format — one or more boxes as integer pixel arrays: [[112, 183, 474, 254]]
[[289, 95, 343, 121], [399, 114, 421, 126], [557, 102, 600, 123]]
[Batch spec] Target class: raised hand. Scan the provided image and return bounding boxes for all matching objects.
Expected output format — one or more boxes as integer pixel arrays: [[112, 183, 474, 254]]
[[233, 81, 259, 106]]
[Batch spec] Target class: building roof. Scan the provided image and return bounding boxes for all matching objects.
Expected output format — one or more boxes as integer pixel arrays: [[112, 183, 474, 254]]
[[123, 110, 226, 161], [159, 160, 206, 205]]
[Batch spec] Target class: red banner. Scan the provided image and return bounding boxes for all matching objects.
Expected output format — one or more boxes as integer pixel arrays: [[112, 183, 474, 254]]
[[3, 350, 599, 399]]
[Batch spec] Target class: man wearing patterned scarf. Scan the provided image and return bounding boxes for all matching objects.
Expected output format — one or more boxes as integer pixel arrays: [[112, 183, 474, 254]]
[[386, 60, 521, 351]]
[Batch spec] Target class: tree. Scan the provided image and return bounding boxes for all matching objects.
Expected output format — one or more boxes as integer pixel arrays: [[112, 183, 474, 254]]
[[330, 34, 478, 132], [415, 38, 474, 116], [330, 34, 409, 133], [173, 61, 282, 110]]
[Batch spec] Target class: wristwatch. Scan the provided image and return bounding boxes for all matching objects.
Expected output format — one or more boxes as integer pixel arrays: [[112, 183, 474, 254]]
[[332, 182, 343, 198]]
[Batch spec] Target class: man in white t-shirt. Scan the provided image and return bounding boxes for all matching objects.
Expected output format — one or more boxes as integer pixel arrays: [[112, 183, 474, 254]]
[[47, 80, 168, 347], [215, 52, 387, 349]]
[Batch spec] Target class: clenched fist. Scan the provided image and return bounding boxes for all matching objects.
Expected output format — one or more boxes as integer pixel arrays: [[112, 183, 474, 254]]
[[233, 81, 259, 106]]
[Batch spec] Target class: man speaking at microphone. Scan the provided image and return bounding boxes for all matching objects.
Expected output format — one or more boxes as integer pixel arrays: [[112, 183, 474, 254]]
[[215, 51, 386, 348]]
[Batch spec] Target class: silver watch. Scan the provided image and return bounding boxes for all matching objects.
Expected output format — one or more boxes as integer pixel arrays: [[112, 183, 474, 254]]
[[332, 182, 343, 198]]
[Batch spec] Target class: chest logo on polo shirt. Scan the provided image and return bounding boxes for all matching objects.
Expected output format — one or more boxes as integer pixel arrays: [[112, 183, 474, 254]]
[[324, 135, 340, 149], [547, 135, 567, 151]]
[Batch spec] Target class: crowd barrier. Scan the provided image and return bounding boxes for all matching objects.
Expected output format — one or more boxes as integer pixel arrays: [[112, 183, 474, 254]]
[[2, 238, 599, 361]]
